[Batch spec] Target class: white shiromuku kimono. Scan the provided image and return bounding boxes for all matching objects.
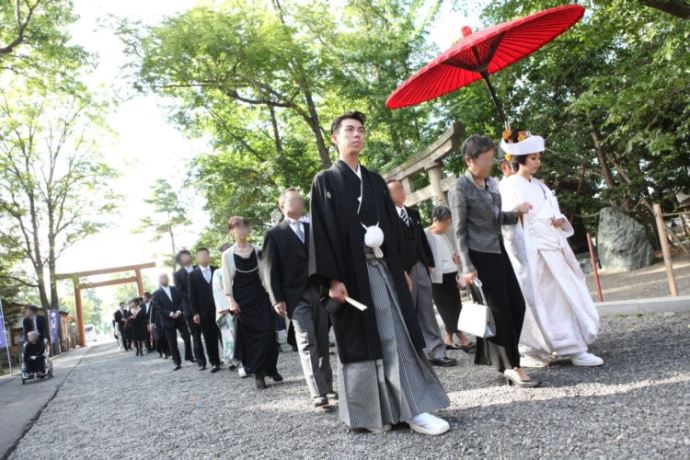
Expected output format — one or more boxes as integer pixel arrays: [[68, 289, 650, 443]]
[[500, 175, 599, 356]]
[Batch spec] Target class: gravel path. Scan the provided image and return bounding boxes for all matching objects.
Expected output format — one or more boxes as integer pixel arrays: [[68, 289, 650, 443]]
[[587, 255, 690, 301], [9, 313, 690, 459]]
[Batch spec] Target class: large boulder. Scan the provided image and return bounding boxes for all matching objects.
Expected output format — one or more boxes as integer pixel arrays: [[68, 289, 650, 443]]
[[597, 207, 655, 272]]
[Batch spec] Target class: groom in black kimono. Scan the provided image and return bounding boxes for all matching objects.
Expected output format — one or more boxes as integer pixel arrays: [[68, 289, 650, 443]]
[[309, 111, 450, 435]]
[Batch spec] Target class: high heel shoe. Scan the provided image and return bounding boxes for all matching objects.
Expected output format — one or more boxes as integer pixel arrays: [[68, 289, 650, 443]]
[[503, 369, 541, 388]]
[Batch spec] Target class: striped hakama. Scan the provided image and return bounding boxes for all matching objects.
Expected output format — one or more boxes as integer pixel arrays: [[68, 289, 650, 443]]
[[337, 253, 450, 431]]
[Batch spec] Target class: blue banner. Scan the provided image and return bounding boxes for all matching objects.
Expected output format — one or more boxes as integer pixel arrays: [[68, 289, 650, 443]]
[[48, 309, 59, 344], [0, 299, 7, 349]]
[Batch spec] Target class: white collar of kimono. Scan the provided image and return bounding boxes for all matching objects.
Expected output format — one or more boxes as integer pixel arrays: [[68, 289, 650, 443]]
[[500, 135, 545, 156], [352, 163, 362, 179]]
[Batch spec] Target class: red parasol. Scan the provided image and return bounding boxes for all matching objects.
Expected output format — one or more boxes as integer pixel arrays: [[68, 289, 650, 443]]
[[386, 4, 585, 128]]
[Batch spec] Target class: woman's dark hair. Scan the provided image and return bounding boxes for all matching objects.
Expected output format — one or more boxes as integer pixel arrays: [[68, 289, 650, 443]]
[[511, 156, 530, 168], [432, 205, 452, 222], [228, 216, 248, 230], [330, 111, 366, 134], [461, 135, 495, 160], [511, 152, 542, 169]]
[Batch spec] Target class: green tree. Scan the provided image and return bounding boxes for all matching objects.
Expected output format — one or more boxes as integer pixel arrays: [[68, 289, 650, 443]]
[[121, 0, 455, 238], [0, 86, 120, 310], [468, 0, 690, 235], [0, 0, 89, 84], [136, 178, 191, 269]]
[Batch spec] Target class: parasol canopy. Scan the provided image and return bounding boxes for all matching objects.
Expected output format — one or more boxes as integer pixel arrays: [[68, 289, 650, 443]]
[[386, 4, 585, 128]]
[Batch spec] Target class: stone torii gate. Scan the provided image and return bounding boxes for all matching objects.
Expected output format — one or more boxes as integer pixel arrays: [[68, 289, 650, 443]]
[[383, 122, 464, 207], [55, 262, 156, 347]]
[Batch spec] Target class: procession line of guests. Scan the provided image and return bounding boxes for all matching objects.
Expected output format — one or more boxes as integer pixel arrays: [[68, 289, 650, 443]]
[[113, 292, 170, 359], [117, 111, 602, 438]]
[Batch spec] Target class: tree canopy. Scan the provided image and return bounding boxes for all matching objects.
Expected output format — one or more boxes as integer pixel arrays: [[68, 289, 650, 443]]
[[124, 0, 688, 249]]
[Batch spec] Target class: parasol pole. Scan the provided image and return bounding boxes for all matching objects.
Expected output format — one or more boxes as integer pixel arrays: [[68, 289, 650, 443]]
[[480, 71, 510, 130]]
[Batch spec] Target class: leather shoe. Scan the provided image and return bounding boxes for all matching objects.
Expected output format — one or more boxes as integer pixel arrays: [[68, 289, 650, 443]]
[[255, 376, 267, 389], [210, 365, 221, 373], [313, 396, 328, 407], [271, 372, 284, 382], [173, 365, 181, 371], [429, 357, 457, 367]]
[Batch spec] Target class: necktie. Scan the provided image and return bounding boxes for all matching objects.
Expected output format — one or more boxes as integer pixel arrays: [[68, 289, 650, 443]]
[[203, 268, 211, 283], [293, 221, 305, 243], [400, 208, 411, 226]]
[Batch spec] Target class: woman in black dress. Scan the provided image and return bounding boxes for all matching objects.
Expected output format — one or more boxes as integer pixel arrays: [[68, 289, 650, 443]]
[[448, 134, 540, 388], [222, 216, 281, 389], [128, 297, 147, 356]]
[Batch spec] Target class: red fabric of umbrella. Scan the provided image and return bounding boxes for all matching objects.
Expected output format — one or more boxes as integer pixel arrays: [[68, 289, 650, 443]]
[[386, 4, 585, 127]]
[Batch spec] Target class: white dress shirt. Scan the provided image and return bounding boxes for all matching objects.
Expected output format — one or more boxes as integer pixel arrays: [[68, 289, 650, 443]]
[[286, 218, 305, 243], [200, 265, 212, 283]]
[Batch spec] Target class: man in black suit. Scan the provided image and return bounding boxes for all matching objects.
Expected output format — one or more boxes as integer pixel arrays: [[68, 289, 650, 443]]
[[262, 187, 333, 407], [387, 180, 456, 367], [113, 302, 131, 351], [151, 293, 169, 359], [141, 292, 156, 352], [188, 247, 222, 372], [173, 249, 201, 366], [22, 305, 47, 343], [152, 273, 193, 370]]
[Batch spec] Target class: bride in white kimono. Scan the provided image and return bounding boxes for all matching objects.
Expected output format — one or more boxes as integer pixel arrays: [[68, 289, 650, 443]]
[[499, 130, 603, 367]]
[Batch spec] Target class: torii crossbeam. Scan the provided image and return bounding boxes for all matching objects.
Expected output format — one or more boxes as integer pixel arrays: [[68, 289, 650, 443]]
[[55, 262, 156, 346]]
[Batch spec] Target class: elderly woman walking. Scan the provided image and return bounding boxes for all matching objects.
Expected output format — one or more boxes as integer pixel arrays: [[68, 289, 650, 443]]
[[448, 134, 540, 388]]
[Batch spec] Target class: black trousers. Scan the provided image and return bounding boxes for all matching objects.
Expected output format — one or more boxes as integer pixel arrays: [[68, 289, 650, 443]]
[[469, 247, 525, 372], [287, 320, 296, 348], [118, 326, 131, 350], [163, 320, 192, 366], [199, 317, 221, 367], [155, 326, 169, 356], [431, 272, 462, 334], [185, 315, 205, 366]]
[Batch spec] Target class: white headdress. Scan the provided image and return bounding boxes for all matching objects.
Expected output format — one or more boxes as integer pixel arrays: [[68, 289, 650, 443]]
[[500, 132, 545, 159]]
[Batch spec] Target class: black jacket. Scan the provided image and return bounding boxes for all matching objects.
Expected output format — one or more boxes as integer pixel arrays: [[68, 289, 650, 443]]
[[188, 266, 217, 321], [113, 309, 131, 331], [397, 205, 435, 272], [262, 220, 311, 315], [309, 160, 425, 364], [151, 286, 185, 329], [173, 266, 196, 317], [22, 315, 47, 343]]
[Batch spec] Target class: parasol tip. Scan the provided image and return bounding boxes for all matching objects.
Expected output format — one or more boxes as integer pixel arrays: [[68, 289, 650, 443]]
[[461, 26, 473, 37]]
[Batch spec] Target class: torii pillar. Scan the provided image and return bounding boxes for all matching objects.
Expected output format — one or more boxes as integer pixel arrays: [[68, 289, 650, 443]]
[[56, 262, 155, 347]]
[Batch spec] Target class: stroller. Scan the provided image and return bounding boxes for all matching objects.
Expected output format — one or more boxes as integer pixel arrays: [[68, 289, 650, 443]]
[[21, 338, 53, 384]]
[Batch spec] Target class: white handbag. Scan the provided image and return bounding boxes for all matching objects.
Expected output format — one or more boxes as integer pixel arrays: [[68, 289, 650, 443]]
[[457, 279, 496, 338]]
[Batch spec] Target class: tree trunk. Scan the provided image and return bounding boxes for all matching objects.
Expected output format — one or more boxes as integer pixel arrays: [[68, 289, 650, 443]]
[[47, 235, 59, 309], [639, 0, 690, 18], [169, 225, 177, 271], [27, 184, 49, 308], [301, 86, 332, 168], [589, 117, 616, 191]]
